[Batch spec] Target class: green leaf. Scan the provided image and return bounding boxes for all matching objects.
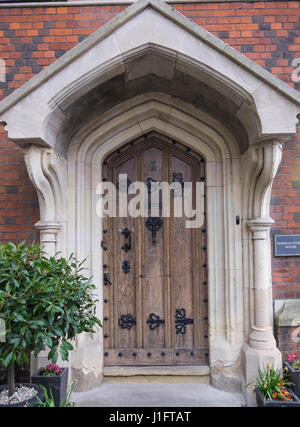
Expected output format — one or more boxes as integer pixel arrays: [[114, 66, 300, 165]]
[[62, 338, 73, 351], [34, 320, 45, 326], [4, 352, 14, 367], [23, 353, 29, 365], [14, 313, 25, 322], [29, 323, 38, 330], [13, 279, 19, 288], [44, 336, 53, 348], [60, 346, 68, 361], [52, 328, 63, 337], [49, 349, 58, 364]]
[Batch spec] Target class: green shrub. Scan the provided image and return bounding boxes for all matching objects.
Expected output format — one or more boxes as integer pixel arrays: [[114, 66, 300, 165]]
[[0, 242, 101, 396]]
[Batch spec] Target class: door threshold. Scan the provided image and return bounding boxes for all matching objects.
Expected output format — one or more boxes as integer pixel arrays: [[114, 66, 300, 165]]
[[104, 365, 210, 376], [103, 365, 210, 384]]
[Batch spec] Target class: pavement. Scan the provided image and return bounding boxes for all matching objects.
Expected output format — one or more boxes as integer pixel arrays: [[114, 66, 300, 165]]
[[72, 383, 246, 407]]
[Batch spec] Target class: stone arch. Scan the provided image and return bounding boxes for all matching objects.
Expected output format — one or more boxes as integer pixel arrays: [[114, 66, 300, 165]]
[[64, 94, 241, 390]]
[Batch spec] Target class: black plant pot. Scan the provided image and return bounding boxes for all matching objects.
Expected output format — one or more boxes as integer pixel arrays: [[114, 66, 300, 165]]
[[284, 361, 300, 398], [31, 367, 68, 407], [255, 387, 300, 407], [0, 383, 43, 407]]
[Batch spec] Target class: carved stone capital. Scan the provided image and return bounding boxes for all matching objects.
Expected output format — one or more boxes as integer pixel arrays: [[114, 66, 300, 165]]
[[247, 217, 274, 239], [35, 221, 62, 257]]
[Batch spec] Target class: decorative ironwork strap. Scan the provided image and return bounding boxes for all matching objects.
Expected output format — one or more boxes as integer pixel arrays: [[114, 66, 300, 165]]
[[118, 314, 136, 330], [122, 260, 130, 274], [175, 308, 194, 335], [146, 216, 163, 244], [121, 227, 132, 253], [146, 177, 157, 194], [147, 313, 165, 330], [103, 273, 112, 286], [173, 172, 184, 197]]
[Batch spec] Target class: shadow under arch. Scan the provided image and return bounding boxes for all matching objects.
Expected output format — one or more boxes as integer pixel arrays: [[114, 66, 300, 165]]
[[54, 44, 261, 157]]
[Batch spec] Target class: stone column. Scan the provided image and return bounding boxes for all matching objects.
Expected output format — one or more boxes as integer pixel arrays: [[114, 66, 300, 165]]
[[30, 221, 62, 375], [242, 217, 282, 405], [35, 221, 61, 257], [247, 218, 277, 350]]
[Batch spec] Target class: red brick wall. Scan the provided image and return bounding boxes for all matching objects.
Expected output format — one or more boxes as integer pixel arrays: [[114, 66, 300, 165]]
[[0, 130, 39, 242], [0, 2, 299, 299], [271, 128, 300, 299]]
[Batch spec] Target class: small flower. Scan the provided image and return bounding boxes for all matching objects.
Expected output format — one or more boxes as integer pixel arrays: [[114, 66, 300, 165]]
[[44, 363, 61, 376], [288, 353, 297, 362]]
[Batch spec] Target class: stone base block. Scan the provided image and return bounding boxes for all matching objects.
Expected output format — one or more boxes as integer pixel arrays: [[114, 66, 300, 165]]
[[241, 343, 282, 406], [71, 368, 103, 392], [70, 337, 103, 392], [210, 357, 241, 393]]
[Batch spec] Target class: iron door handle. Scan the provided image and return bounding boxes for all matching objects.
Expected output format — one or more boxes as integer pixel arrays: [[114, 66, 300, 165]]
[[121, 227, 132, 253], [146, 217, 163, 244]]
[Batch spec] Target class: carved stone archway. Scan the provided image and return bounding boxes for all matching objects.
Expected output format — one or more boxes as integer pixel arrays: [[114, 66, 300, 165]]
[[0, 0, 300, 404]]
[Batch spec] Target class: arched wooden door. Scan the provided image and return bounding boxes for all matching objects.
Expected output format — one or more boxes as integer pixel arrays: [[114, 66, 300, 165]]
[[102, 133, 208, 366]]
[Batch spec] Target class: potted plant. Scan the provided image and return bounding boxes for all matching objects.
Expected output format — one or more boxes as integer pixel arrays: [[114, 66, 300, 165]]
[[31, 363, 68, 408], [0, 383, 44, 407], [284, 353, 300, 398], [0, 242, 101, 407], [248, 365, 300, 407], [36, 380, 77, 407]]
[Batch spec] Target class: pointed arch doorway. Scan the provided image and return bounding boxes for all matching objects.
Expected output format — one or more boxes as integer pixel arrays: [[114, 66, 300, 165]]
[[102, 132, 208, 366]]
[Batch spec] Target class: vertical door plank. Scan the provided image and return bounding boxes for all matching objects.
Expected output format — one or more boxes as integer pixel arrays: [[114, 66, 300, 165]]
[[143, 148, 165, 349], [171, 155, 194, 350], [115, 157, 137, 349]]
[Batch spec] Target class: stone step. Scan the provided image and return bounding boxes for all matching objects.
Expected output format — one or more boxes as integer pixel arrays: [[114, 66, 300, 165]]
[[103, 365, 210, 384]]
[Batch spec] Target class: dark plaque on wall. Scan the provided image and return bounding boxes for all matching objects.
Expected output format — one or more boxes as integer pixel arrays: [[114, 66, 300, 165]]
[[274, 235, 300, 257]]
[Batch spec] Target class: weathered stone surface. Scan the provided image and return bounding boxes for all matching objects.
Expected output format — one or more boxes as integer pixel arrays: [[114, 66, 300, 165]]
[[241, 344, 282, 407], [210, 358, 241, 393], [103, 366, 210, 383], [103, 376, 210, 385], [72, 369, 103, 393], [276, 300, 300, 327], [104, 365, 210, 376], [72, 383, 245, 407]]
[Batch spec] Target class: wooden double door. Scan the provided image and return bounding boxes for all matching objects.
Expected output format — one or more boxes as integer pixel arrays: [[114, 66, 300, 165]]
[[102, 133, 208, 366]]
